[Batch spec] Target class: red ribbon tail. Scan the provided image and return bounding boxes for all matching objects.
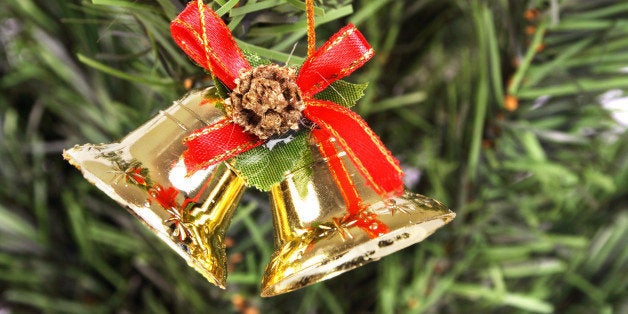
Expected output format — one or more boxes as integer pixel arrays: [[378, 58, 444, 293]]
[[312, 129, 363, 214], [312, 127, 391, 239], [297, 24, 374, 98], [304, 100, 405, 197], [171, 0, 250, 89], [182, 118, 264, 173]]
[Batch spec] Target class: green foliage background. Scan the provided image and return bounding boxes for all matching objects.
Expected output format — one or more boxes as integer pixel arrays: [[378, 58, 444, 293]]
[[1, 0, 627, 313]]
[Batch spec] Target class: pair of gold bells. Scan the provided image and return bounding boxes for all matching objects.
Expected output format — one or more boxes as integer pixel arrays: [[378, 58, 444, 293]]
[[64, 88, 455, 296]]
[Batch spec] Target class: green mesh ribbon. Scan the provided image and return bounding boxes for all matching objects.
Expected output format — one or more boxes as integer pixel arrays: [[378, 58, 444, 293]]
[[231, 131, 313, 191], [315, 80, 369, 108], [244, 51, 272, 67]]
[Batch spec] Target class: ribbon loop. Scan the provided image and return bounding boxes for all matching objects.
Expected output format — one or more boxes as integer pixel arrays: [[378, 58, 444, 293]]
[[304, 100, 404, 197], [171, 0, 251, 89], [297, 24, 374, 98]]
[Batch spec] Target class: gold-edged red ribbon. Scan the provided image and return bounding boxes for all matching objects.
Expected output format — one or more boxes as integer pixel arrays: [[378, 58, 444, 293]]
[[312, 128, 391, 238], [304, 100, 404, 198], [171, 1, 405, 233], [170, 0, 250, 89], [181, 117, 264, 173]]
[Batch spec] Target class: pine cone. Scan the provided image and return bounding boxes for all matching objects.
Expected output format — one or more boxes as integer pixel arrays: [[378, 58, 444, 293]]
[[227, 64, 305, 140]]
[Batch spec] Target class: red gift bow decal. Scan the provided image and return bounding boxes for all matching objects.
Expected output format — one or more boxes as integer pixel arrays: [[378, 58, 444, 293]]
[[171, 2, 404, 218]]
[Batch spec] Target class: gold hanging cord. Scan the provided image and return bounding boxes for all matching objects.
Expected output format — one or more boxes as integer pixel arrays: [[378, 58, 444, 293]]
[[306, 0, 316, 57]]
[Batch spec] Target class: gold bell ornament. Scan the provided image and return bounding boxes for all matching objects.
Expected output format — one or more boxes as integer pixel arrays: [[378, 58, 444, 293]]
[[261, 134, 455, 296], [65, 0, 455, 296], [64, 88, 244, 288]]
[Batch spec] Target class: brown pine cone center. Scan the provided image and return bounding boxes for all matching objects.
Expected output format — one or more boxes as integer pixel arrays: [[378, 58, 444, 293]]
[[227, 64, 305, 140]]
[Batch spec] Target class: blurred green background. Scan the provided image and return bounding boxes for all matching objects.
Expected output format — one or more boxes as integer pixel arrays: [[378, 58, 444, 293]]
[[1, 0, 627, 313]]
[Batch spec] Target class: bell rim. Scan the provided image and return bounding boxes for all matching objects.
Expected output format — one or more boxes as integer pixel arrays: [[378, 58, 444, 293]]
[[260, 209, 455, 297]]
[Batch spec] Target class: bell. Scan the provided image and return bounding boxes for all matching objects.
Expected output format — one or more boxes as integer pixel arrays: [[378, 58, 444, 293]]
[[261, 136, 456, 296], [63, 88, 245, 288]]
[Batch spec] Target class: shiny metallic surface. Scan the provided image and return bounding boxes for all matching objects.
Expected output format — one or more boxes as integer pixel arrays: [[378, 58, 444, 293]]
[[261, 138, 456, 296], [63, 87, 455, 296], [64, 88, 245, 288]]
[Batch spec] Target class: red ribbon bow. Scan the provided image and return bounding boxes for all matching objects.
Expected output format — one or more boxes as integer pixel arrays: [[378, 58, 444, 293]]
[[171, 2, 404, 208]]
